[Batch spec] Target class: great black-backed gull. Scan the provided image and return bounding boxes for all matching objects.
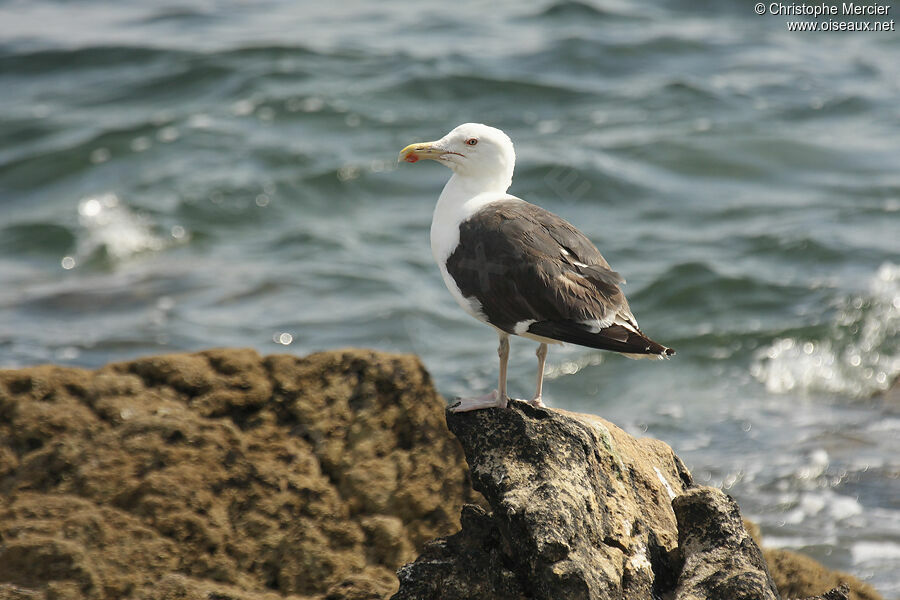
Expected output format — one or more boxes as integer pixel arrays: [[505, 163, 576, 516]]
[[399, 123, 674, 412]]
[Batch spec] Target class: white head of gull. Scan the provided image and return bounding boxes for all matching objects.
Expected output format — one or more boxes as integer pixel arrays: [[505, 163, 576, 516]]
[[400, 123, 673, 412]]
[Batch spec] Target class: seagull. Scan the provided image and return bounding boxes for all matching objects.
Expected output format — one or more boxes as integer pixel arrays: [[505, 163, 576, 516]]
[[399, 123, 673, 412]]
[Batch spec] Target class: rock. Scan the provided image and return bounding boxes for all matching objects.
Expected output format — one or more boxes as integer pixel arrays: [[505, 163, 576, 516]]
[[802, 584, 852, 600], [393, 401, 880, 600], [672, 486, 779, 599], [394, 504, 527, 600], [743, 523, 877, 600], [394, 400, 694, 600], [0, 348, 885, 600], [0, 348, 479, 600], [763, 549, 881, 600]]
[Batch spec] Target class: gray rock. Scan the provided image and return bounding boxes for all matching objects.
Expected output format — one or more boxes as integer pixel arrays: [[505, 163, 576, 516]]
[[394, 400, 693, 600], [393, 504, 527, 600], [806, 584, 851, 600], [672, 486, 779, 600], [392, 401, 866, 600]]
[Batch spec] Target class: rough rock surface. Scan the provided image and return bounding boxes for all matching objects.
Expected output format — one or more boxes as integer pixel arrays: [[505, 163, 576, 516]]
[[0, 348, 884, 600], [804, 585, 852, 600], [742, 524, 880, 600], [394, 401, 694, 600], [0, 348, 479, 600], [763, 550, 881, 600], [393, 402, 879, 600], [673, 486, 779, 600]]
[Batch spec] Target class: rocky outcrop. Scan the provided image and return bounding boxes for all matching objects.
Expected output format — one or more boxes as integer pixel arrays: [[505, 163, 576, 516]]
[[762, 549, 881, 600], [0, 348, 479, 600], [394, 401, 695, 599], [0, 348, 883, 600], [673, 487, 779, 600], [393, 401, 873, 600]]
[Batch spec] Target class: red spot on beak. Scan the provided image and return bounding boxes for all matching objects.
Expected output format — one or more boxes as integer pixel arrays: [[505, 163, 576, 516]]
[[404, 154, 419, 163]]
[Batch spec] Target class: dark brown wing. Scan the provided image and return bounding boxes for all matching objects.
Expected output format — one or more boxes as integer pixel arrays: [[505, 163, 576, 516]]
[[445, 199, 673, 356]]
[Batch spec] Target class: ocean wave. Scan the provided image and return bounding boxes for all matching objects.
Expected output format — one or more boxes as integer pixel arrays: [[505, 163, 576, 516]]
[[0, 116, 190, 191], [545, 352, 605, 380], [633, 261, 813, 314], [381, 73, 590, 103], [0, 42, 333, 76], [0, 222, 75, 257], [63, 193, 179, 267], [851, 540, 900, 564], [740, 233, 847, 265], [131, 5, 214, 26], [0, 45, 184, 74], [751, 263, 900, 398], [512, 36, 714, 81], [527, 1, 620, 20], [774, 93, 874, 121], [99, 59, 235, 105], [217, 43, 354, 61], [514, 160, 651, 203]]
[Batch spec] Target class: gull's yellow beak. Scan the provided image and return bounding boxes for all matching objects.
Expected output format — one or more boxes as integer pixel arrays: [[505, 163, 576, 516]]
[[398, 140, 445, 164]]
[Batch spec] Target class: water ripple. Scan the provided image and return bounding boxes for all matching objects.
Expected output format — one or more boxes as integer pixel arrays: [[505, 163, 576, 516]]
[[1, 2, 898, 591]]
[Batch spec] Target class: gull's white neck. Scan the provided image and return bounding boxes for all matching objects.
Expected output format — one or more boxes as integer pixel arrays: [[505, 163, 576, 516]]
[[430, 172, 512, 265], [441, 169, 512, 202]]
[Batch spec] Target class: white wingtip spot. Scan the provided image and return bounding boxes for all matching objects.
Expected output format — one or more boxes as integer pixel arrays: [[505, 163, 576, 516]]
[[513, 320, 537, 335]]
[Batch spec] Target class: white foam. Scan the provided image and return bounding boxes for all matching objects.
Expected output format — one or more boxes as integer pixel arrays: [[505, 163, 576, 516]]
[[751, 262, 900, 398], [851, 541, 900, 564], [827, 493, 863, 521], [75, 193, 170, 261], [545, 352, 605, 380], [780, 489, 863, 529], [763, 535, 824, 549], [867, 417, 900, 432]]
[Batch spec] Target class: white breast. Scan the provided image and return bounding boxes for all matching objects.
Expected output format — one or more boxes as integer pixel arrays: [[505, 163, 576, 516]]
[[430, 177, 510, 325]]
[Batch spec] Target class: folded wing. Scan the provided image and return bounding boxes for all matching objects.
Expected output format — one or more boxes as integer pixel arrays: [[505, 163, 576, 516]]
[[445, 199, 673, 357]]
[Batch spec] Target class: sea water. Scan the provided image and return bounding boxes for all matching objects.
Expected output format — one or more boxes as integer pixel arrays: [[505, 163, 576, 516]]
[[1, 0, 898, 593]]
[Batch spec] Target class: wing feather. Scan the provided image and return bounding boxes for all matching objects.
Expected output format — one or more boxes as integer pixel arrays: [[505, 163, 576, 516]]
[[446, 199, 627, 328], [444, 198, 673, 357]]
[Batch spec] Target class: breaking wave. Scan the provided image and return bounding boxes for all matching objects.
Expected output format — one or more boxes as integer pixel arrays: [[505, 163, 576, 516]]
[[751, 263, 900, 398], [63, 193, 177, 268]]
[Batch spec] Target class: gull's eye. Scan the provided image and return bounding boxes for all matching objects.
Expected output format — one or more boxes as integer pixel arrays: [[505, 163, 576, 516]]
[[465, 138, 478, 146]]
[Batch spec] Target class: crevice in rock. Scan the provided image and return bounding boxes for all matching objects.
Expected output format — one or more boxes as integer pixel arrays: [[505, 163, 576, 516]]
[[602, 535, 629, 555]]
